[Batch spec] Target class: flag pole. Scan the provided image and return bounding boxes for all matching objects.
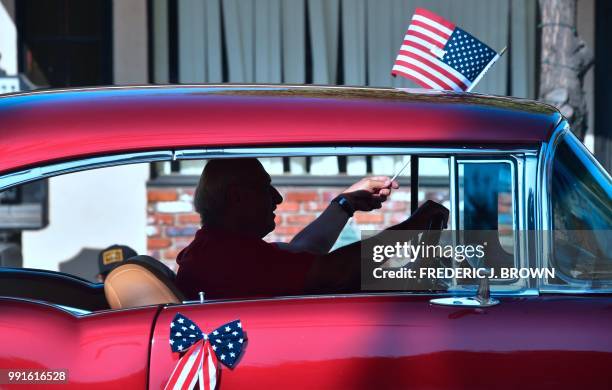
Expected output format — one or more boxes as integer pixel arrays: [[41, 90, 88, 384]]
[[390, 158, 411, 182], [466, 46, 507, 92]]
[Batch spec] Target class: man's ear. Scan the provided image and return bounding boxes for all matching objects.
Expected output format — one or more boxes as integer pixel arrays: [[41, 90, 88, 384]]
[[226, 183, 243, 205]]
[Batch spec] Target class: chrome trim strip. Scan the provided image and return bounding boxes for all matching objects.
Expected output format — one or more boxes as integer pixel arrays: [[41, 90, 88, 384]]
[[56, 304, 93, 315], [523, 154, 540, 284], [175, 146, 539, 159], [538, 121, 569, 233], [0, 151, 173, 191], [448, 156, 459, 290], [449, 156, 458, 231], [537, 121, 569, 289], [174, 288, 541, 307], [513, 155, 533, 287]]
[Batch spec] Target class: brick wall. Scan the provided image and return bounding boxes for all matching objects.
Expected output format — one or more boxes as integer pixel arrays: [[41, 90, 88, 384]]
[[147, 186, 450, 271]]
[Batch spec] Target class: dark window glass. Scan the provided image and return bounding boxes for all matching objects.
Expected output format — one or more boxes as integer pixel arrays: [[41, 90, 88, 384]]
[[18, 0, 112, 87], [551, 137, 612, 280]]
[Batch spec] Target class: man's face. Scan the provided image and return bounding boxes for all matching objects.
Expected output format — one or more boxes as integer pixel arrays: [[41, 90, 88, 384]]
[[230, 161, 283, 238]]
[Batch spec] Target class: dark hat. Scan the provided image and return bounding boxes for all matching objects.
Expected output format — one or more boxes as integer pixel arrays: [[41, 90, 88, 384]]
[[98, 244, 138, 276]]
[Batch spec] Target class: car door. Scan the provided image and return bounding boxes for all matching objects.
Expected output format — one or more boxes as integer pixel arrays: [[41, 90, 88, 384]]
[[148, 144, 612, 389]]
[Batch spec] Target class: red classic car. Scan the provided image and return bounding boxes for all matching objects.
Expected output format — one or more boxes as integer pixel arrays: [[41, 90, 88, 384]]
[[0, 85, 611, 389]]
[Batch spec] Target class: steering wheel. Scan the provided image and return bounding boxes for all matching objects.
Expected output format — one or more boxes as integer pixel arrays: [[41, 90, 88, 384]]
[[401, 214, 448, 291]]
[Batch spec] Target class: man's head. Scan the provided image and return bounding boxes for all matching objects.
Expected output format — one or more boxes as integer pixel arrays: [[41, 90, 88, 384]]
[[194, 158, 283, 238]]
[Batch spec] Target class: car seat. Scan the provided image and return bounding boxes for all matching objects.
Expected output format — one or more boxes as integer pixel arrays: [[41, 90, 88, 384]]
[[104, 255, 185, 309]]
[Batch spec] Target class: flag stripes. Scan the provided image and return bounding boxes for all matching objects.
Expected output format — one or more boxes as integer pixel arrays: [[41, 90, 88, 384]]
[[407, 24, 447, 45], [399, 42, 471, 88], [165, 342, 204, 390], [395, 54, 464, 91], [412, 14, 453, 36], [413, 7, 455, 30]]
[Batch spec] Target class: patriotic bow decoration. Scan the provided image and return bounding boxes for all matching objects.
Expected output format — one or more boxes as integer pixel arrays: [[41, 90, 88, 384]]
[[165, 313, 246, 390]]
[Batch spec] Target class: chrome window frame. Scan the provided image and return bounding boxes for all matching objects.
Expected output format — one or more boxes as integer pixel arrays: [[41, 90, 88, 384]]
[[0, 151, 174, 192], [539, 121, 612, 293], [444, 155, 534, 294], [0, 147, 538, 191]]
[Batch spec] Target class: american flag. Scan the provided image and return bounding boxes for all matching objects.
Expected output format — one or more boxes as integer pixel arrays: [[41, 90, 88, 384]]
[[165, 314, 245, 390], [392, 8, 498, 92]]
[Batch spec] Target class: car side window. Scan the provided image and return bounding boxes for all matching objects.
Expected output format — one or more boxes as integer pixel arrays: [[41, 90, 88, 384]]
[[458, 161, 516, 270], [550, 135, 612, 281]]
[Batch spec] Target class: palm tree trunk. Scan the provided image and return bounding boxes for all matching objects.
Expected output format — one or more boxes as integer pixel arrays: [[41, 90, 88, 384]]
[[538, 0, 593, 140]]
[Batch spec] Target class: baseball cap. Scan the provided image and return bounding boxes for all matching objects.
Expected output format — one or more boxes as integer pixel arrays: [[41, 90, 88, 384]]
[[98, 244, 138, 276]]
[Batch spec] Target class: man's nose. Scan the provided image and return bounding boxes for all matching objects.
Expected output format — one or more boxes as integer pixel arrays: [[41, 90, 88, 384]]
[[271, 186, 283, 204]]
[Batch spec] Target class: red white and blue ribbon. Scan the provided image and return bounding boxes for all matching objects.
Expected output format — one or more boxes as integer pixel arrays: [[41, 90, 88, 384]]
[[164, 314, 246, 390]]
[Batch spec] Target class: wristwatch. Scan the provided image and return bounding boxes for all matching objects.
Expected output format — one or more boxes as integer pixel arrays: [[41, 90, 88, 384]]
[[332, 195, 355, 217]]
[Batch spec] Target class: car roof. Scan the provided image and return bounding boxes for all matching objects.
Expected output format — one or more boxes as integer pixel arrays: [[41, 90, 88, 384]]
[[0, 84, 561, 174]]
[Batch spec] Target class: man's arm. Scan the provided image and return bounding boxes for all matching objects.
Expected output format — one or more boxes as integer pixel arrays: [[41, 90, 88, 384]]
[[276, 176, 399, 255], [304, 200, 450, 293]]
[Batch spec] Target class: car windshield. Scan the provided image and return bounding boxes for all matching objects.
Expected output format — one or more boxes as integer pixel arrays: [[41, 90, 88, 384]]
[[550, 135, 612, 282]]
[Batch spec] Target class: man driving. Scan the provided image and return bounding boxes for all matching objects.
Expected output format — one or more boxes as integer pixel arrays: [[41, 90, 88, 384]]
[[176, 158, 448, 299]]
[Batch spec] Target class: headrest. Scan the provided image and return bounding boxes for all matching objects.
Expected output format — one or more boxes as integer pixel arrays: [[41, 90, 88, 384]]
[[125, 255, 178, 282], [104, 255, 185, 309]]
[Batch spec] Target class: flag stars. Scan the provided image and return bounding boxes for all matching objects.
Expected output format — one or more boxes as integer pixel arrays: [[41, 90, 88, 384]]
[[220, 354, 226, 361], [228, 343, 234, 349], [177, 318, 185, 324], [225, 326, 231, 332], [230, 352, 236, 358]]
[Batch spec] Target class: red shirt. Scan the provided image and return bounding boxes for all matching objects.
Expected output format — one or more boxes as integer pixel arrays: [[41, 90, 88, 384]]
[[176, 228, 316, 300]]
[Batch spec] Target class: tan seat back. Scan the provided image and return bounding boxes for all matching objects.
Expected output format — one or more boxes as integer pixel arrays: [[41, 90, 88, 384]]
[[104, 256, 184, 309]]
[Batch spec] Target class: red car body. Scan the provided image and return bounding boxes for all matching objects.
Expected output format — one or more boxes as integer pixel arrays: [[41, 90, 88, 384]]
[[0, 85, 610, 389]]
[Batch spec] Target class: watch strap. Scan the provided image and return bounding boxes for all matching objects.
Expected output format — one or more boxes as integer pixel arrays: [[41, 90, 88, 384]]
[[332, 195, 355, 217]]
